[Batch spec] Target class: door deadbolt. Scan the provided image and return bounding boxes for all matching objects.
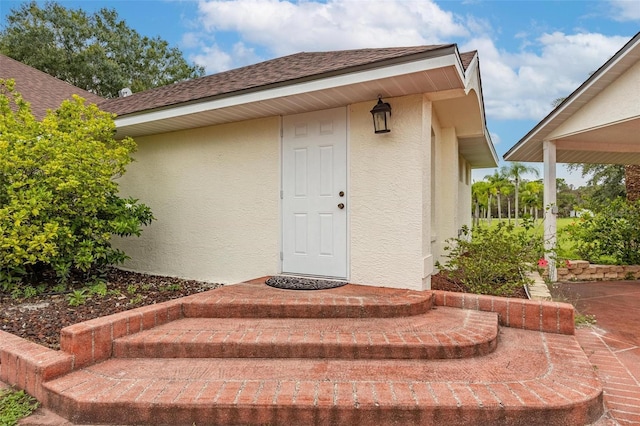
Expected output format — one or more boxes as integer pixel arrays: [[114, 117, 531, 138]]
[[339, 191, 345, 197]]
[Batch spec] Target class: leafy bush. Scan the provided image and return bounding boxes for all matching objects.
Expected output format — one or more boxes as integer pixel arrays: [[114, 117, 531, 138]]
[[436, 223, 541, 296], [565, 198, 640, 265], [0, 80, 153, 290]]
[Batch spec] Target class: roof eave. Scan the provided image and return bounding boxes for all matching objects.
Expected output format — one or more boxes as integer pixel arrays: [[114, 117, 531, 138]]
[[504, 31, 640, 163], [114, 46, 463, 135], [461, 51, 499, 168]]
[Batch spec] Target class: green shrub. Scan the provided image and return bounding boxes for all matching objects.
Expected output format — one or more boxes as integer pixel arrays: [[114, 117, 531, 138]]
[[436, 223, 540, 296], [0, 79, 154, 290], [67, 289, 89, 307], [565, 199, 640, 265]]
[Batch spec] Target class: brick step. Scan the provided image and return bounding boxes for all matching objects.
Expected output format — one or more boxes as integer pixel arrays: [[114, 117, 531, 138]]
[[180, 280, 434, 318], [113, 307, 498, 360], [44, 328, 603, 426]]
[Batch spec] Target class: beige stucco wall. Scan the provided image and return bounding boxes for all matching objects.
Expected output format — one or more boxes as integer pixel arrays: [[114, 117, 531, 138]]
[[457, 158, 472, 232], [114, 95, 473, 290], [549, 60, 640, 138], [431, 125, 460, 267], [349, 95, 432, 291], [421, 96, 434, 289], [113, 117, 281, 284]]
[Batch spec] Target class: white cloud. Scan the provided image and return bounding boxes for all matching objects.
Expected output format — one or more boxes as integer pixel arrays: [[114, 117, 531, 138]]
[[194, 0, 468, 69], [190, 43, 234, 72], [489, 132, 501, 146], [190, 41, 260, 73], [181, 32, 201, 49], [607, 0, 640, 21], [187, 0, 631, 125], [465, 32, 630, 121]]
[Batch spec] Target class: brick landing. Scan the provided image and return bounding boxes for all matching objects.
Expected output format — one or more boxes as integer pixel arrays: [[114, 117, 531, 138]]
[[1, 279, 604, 425]]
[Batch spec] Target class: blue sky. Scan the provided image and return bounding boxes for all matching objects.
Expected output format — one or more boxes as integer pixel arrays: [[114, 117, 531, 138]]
[[1, 0, 638, 186]]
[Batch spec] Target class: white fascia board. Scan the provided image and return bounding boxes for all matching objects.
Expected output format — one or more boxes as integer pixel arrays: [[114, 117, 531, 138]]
[[115, 55, 459, 128], [504, 33, 640, 161], [459, 52, 496, 166], [462, 53, 479, 94]]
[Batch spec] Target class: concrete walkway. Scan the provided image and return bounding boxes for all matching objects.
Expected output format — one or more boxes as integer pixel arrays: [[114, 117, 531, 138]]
[[553, 280, 640, 425]]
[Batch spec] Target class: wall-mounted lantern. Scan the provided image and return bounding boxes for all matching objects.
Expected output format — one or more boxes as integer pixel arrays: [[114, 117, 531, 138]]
[[370, 96, 392, 134]]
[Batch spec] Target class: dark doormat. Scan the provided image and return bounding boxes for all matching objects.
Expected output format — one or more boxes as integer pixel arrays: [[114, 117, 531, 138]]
[[265, 276, 348, 290]]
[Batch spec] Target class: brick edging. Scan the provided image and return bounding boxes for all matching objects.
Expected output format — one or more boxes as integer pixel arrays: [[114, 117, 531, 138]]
[[0, 295, 200, 401], [59, 298, 188, 369], [432, 290, 574, 335], [0, 330, 73, 401]]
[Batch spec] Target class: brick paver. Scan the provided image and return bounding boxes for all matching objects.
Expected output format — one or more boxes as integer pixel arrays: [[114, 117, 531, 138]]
[[113, 307, 499, 360], [2, 278, 610, 425], [576, 328, 640, 425], [44, 327, 602, 425], [557, 280, 640, 425]]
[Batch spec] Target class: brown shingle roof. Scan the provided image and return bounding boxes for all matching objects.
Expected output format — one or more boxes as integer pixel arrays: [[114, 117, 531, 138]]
[[102, 45, 473, 117], [0, 54, 104, 120], [459, 51, 477, 70]]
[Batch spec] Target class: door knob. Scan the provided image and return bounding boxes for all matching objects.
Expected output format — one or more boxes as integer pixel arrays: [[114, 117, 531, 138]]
[[338, 203, 345, 209]]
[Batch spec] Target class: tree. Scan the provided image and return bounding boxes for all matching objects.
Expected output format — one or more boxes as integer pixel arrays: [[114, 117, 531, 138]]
[[566, 163, 625, 209], [0, 1, 205, 98], [0, 80, 153, 290], [556, 178, 581, 217], [521, 180, 543, 220], [485, 170, 510, 220], [503, 162, 539, 226], [471, 181, 490, 227]]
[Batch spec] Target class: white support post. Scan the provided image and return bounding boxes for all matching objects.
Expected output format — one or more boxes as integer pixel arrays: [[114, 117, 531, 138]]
[[543, 140, 557, 281]]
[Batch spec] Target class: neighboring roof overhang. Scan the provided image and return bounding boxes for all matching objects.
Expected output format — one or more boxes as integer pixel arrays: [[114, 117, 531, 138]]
[[504, 32, 640, 165], [112, 46, 497, 168], [0, 54, 104, 120]]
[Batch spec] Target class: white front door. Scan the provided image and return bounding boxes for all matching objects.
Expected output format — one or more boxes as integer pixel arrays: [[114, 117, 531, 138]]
[[282, 107, 347, 278]]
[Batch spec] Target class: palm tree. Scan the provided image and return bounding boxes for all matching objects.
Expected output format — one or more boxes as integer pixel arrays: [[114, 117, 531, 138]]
[[485, 170, 510, 221], [504, 162, 539, 226], [486, 185, 496, 224], [471, 181, 490, 227], [522, 180, 544, 221]]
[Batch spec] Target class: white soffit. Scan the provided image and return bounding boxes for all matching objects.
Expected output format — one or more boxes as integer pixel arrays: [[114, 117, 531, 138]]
[[460, 133, 499, 168], [115, 54, 464, 138]]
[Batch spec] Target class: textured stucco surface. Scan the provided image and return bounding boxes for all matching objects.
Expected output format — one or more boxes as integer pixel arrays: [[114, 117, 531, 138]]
[[114, 95, 476, 290], [113, 117, 281, 284], [430, 126, 458, 268], [457, 157, 472, 232], [349, 95, 427, 290]]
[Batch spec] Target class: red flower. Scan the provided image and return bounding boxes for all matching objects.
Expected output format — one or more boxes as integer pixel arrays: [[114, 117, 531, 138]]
[[538, 258, 549, 268]]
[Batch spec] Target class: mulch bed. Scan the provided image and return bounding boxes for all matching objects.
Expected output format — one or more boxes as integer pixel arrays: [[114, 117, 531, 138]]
[[1, 269, 525, 351], [0, 268, 221, 350], [431, 272, 528, 299]]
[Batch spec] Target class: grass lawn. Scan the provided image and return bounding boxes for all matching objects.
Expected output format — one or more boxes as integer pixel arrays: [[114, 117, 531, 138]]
[[475, 217, 580, 260]]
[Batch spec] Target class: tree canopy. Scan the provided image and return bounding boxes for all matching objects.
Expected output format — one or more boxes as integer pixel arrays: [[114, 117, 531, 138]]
[[565, 163, 625, 208], [0, 1, 205, 98]]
